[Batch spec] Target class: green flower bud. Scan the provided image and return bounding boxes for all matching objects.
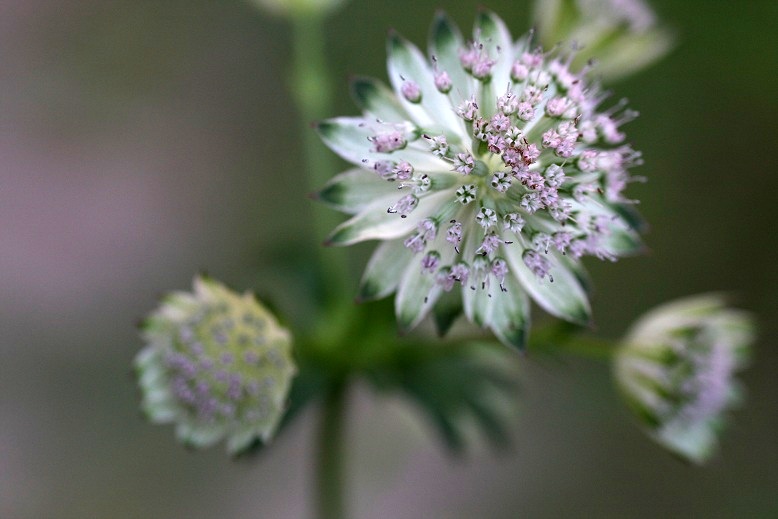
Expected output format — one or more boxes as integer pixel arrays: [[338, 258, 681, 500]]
[[533, 0, 674, 81], [135, 276, 296, 454], [614, 294, 754, 463]]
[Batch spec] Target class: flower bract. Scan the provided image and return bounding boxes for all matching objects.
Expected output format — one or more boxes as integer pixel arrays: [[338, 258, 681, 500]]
[[315, 10, 645, 349], [136, 276, 296, 454], [614, 294, 754, 463]]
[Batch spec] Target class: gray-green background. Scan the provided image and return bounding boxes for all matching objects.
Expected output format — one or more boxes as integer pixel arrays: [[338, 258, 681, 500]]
[[1, 0, 776, 517]]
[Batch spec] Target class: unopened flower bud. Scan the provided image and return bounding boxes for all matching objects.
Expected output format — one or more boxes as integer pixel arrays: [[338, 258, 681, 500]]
[[614, 294, 754, 463], [135, 276, 296, 454], [533, 0, 674, 81]]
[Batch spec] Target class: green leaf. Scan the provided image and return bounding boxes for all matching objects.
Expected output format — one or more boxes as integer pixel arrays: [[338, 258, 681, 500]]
[[365, 341, 521, 454]]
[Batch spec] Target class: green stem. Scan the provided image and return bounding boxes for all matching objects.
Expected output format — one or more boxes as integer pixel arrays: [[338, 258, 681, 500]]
[[289, 17, 354, 517], [315, 381, 349, 519], [290, 13, 350, 304]]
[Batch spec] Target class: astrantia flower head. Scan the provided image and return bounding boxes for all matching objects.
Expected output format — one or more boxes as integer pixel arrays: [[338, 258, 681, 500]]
[[614, 294, 754, 463], [135, 276, 296, 454], [315, 10, 644, 349]]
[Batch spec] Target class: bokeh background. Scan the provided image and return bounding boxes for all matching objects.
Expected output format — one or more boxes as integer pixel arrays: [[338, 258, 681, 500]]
[[2, 0, 777, 517]]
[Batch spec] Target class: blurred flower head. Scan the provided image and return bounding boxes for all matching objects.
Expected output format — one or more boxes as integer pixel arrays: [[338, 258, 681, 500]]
[[316, 9, 644, 349], [136, 276, 296, 454], [249, 0, 348, 18], [533, 0, 674, 81], [614, 294, 754, 463]]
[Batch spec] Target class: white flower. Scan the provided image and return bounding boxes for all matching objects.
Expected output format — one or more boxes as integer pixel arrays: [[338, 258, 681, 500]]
[[533, 0, 674, 81], [315, 10, 645, 349], [614, 294, 754, 463], [135, 276, 296, 454]]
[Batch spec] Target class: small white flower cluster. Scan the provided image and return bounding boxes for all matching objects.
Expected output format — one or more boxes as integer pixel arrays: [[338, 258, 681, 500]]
[[614, 294, 754, 463], [316, 10, 645, 348], [135, 276, 296, 454]]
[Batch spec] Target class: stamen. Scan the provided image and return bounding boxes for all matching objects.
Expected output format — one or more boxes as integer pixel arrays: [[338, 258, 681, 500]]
[[455, 184, 477, 205], [371, 130, 407, 153], [420, 251, 441, 274], [476, 207, 498, 229], [387, 194, 418, 217], [523, 250, 552, 281], [434, 70, 452, 93], [503, 213, 525, 234], [401, 78, 422, 103], [452, 152, 475, 175]]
